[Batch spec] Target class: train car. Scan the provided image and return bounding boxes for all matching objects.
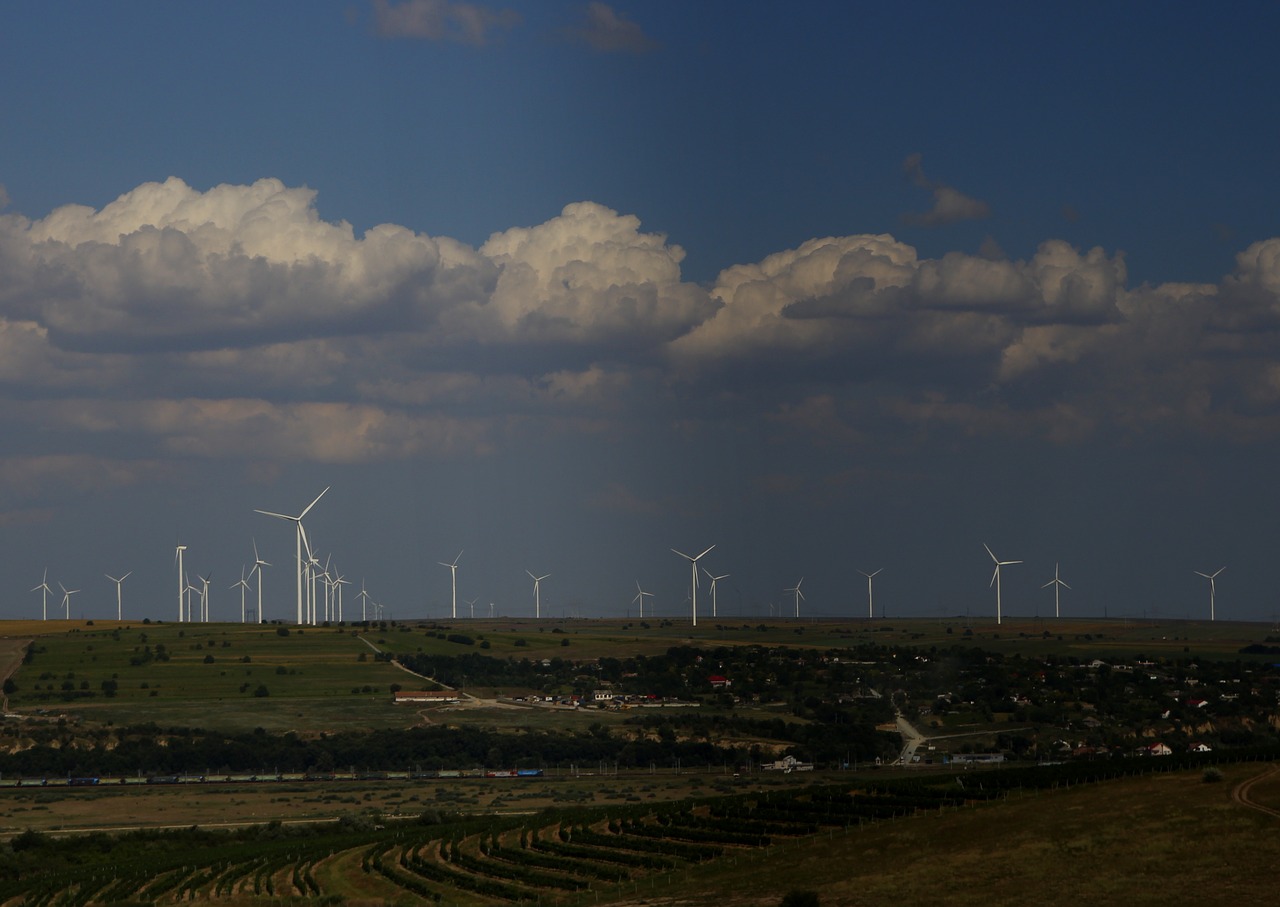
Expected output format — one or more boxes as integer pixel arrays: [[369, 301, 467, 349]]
[[485, 769, 518, 778], [68, 777, 100, 786], [516, 768, 544, 778]]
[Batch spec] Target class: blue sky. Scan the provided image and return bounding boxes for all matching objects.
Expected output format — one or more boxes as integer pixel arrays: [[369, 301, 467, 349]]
[[3, 1, 1280, 625]]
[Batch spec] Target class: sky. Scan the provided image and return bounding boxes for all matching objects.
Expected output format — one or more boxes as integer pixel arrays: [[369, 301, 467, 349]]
[[3, 1, 1280, 625]]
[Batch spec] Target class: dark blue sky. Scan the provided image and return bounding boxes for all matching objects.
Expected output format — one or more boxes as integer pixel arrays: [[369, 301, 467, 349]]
[[2, 1, 1280, 624]]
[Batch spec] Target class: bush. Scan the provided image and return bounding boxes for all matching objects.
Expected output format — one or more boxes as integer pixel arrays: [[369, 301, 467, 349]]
[[1203, 767, 1224, 783], [253, 684, 270, 697], [780, 892, 820, 907]]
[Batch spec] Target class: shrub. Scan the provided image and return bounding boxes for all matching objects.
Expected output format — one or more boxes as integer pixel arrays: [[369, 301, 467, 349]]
[[253, 684, 270, 697], [780, 892, 820, 907], [1203, 767, 1224, 783]]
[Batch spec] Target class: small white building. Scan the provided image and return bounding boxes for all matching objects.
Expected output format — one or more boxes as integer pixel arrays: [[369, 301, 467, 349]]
[[762, 755, 814, 773]]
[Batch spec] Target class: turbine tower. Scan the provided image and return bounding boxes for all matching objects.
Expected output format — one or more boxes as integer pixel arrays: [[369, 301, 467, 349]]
[[174, 544, 187, 622], [1042, 563, 1070, 618], [31, 568, 53, 621], [439, 551, 463, 619], [859, 568, 882, 619], [254, 486, 329, 624], [527, 571, 550, 619], [671, 545, 715, 627], [785, 578, 805, 618], [632, 580, 654, 618], [1195, 566, 1225, 621], [105, 571, 132, 621], [984, 543, 1021, 625], [702, 568, 729, 618]]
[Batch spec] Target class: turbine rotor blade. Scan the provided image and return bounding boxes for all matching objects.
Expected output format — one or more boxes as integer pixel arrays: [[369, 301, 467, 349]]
[[298, 486, 330, 520]]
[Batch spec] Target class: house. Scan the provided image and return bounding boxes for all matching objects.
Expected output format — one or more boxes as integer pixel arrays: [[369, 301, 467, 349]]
[[1189, 742, 1212, 753], [708, 675, 731, 689], [1145, 742, 1173, 756], [592, 689, 614, 703], [762, 755, 813, 773]]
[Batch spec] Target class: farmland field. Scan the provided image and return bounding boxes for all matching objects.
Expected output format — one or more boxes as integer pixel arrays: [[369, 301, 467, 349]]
[[2, 615, 1280, 904]]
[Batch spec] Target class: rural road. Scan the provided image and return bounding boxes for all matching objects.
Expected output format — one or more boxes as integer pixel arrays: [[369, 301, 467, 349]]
[[1232, 763, 1280, 818]]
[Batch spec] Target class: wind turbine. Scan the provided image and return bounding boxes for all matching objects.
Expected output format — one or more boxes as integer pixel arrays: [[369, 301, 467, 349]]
[[232, 568, 251, 623], [527, 571, 550, 618], [334, 573, 349, 622], [439, 551, 463, 619], [58, 582, 79, 620], [859, 568, 882, 619], [357, 581, 372, 622], [105, 571, 131, 621], [196, 573, 213, 622], [632, 581, 654, 618], [1195, 567, 1225, 621], [183, 574, 199, 622], [702, 568, 729, 618], [984, 543, 1021, 625], [1042, 563, 1070, 618], [254, 486, 329, 624], [785, 578, 805, 618], [250, 538, 270, 624], [465, 596, 477, 619], [174, 544, 187, 622], [31, 568, 53, 621], [671, 545, 715, 626]]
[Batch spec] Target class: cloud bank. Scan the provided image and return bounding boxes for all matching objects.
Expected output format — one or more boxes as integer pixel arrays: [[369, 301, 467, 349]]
[[3, 175, 1280, 507]]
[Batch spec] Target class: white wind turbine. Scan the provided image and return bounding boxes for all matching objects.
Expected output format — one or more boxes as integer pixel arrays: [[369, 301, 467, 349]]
[[859, 568, 882, 619], [197, 573, 213, 622], [232, 568, 251, 623], [702, 568, 729, 618], [527, 571, 550, 618], [254, 486, 329, 624], [59, 582, 79, 620], [786, 578, 805, 618], [174, 544, 187, 622], [31, 568, 53, 621], [1195, 566, 1225, 621], [105, 571, 132, 621], [440, 551, 463, 619], [251, 538, 271, 624], [183, 574, 199, 622], [334, 573, 349, 622], [984, 543, 1021, 625], [632, 580, 653, 618], [671, 545, 715, 627], [357, 581, 372, 622], [465, 596, 477, 619], [1042, 563, 1070, 618]]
